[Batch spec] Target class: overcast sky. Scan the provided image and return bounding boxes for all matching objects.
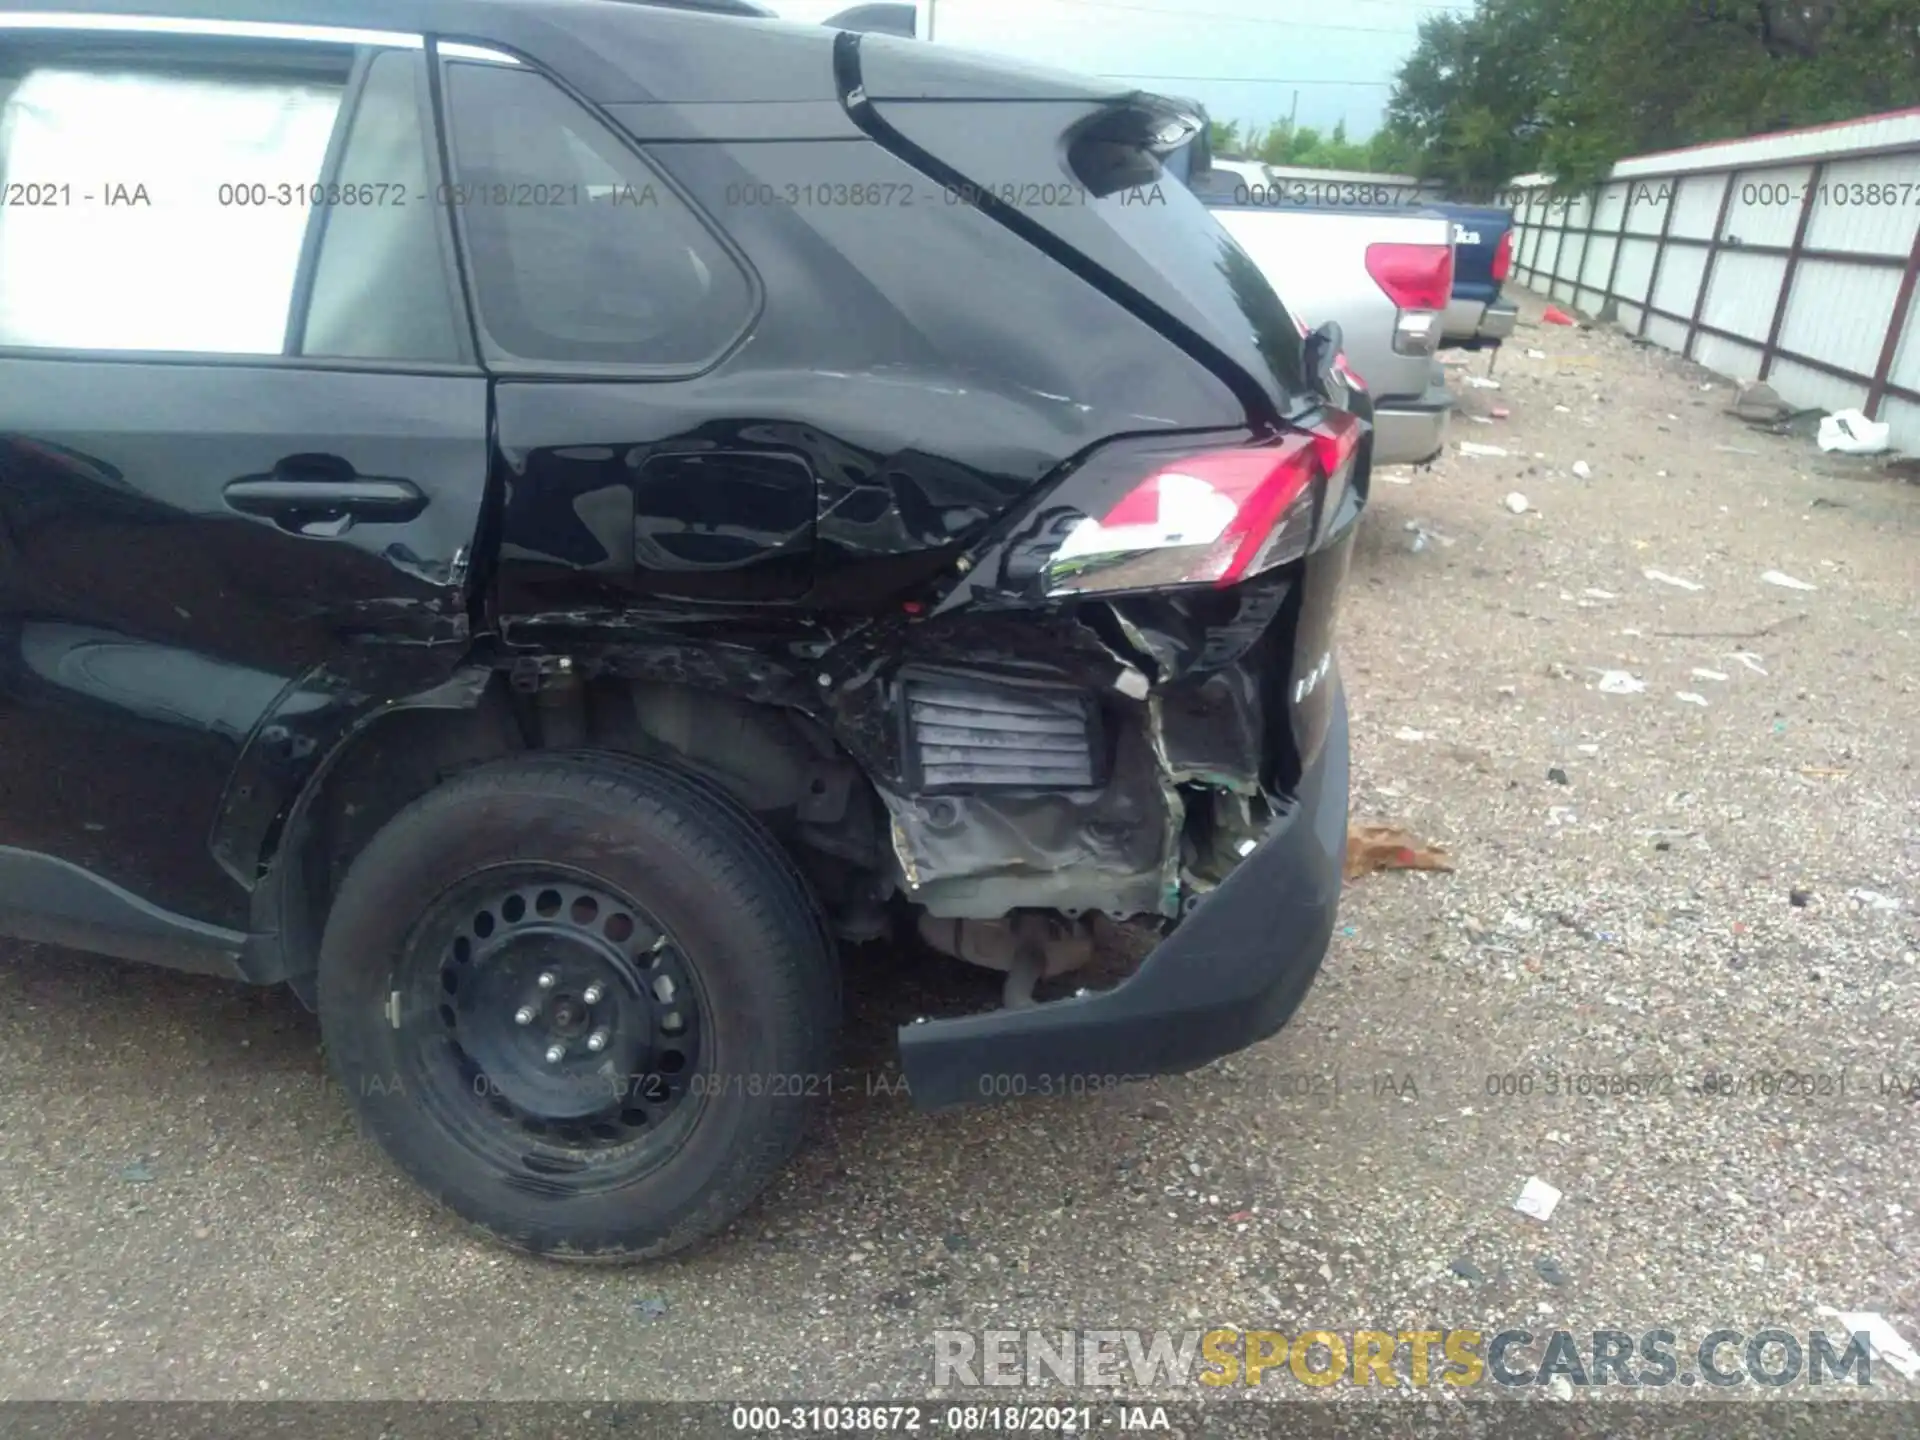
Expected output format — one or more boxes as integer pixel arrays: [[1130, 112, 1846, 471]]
[[759, 0, 1474, 137]]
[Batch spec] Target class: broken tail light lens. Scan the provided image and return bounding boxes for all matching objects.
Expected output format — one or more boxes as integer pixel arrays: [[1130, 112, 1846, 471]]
[[1043, 415, 1363, 598], [1492, 228, 1514, 283]]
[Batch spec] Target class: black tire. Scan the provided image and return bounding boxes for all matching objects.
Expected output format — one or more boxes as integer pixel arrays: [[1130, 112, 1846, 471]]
[[317, 750, 839, 1262]]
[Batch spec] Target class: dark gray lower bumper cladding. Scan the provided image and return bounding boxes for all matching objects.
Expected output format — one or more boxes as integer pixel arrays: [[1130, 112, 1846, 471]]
[[898, 685, 1350, 1109]]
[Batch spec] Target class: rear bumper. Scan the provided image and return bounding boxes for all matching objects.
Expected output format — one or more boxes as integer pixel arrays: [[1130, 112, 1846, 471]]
[[1442, 295, 1486, 341], [1371, 368, 1453, 466], [898, 683, 1349, 1110], [1441, 296, 1517, 349]]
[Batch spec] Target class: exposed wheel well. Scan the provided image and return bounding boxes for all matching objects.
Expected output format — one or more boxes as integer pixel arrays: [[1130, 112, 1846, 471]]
[[269, 672, 890, 986]]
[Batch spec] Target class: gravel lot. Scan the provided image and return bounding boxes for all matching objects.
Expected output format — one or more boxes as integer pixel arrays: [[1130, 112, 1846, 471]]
[[1, 287, 1915, 1404]]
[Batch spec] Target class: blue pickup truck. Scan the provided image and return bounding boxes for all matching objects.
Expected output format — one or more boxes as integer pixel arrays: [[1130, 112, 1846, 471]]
[[1432, 203, 1518, 351]]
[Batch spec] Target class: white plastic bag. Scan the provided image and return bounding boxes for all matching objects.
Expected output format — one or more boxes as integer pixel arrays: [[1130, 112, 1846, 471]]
[[1817, 409, 1892, 455]]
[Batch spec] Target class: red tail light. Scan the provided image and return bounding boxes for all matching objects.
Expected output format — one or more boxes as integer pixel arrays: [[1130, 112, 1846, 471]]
[[1492, 229, 1513, 283], [1365, 242, 1453, 312], [1044, 415, 1363, 597]]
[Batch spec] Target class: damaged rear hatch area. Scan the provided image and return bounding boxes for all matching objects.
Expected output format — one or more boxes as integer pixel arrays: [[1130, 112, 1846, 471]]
[[833, 34, 1367, 1107]]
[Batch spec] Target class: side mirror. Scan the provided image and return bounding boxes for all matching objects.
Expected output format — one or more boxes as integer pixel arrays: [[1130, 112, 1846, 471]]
[[1303, 321, 1347, 402], [1188, 123, 1213, 179]]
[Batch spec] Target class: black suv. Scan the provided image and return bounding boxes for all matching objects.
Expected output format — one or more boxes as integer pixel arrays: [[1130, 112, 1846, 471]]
[[0, 0, 1365, 1260]]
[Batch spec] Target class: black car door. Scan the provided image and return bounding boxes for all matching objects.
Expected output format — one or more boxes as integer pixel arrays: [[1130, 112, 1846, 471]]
[[0, 17, 487, 945]]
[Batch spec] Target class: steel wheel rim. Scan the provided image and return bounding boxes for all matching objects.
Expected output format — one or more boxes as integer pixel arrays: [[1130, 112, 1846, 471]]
[[393, 863, 713, 1186]]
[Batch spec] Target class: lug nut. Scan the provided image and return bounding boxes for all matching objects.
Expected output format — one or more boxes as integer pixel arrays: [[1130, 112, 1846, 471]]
[[586, 1029, 609, 1053], [514, 1006, 537, 1025], [582, 983, 604, 1004], [537, 971, 557, 989], [544, 1043, 566, 1063]]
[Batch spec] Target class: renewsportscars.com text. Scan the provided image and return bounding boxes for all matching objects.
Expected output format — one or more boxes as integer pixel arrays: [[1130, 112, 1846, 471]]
[[933, 1326, 1877, 1389]]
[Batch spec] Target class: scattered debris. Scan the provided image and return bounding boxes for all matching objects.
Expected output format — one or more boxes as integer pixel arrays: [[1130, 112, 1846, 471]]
[[1714, 445, 1760, 456], [1464, 376, 1501, 390], [1526, 348, 1548, 360], [1344, 824, 1454, 882], [632, 1297, 670, 1321], [1799, 766, 1851, 779], [1675, 692, 1710, 707], [1571, 460, 1593, 480], [1547, 767, 1570, 786], [1513, 1176, 1563, 1222], [1789, 888, 1814, 908], [1690, 668, 1729, 682], [1761, 569, 1817, 591], [1534, 1255, 1570, 1287], [1504, 492, 1531, 515], [1449, 1257, 1485, 1282], [1817, 410, 1892, 456], [1654, 613, 1804, 640], [1729, 380, 1792, 424], [1594, 670, 1647, 695], [1728, 652, 1767, 674], [1554, 404, 1572, 413], [1491, 406, 1511, 420], [1582, 588, 1618, 600], [1394, 726, 1431, 742], [1466, 414, 1495, 425], [1643, 569, 1704, 592], [1814, 1309, 1920, 1382], [1138, 1099, 1174, 1121], [1459, 441, 1511, 458], [1739, 403, 1828, 437], [117, 1160, 157, 1184], [1848, 889, 1903, 914]]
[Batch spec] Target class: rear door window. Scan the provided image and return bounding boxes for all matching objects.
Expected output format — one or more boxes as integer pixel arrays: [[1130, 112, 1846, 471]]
[[0, 61, 342, 353], [440, 59, 755, 373], [0, 37, 464, 362]]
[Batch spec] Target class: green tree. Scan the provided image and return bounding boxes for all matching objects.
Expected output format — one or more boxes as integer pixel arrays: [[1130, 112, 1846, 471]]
[[1207, 118, 1245, 158], [1385, 0, 1920, 195], [1383, 0, 1558, 197]]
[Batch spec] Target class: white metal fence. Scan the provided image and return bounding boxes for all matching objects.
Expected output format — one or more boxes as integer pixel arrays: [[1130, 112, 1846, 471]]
[[1504, 108, 1920, 454]]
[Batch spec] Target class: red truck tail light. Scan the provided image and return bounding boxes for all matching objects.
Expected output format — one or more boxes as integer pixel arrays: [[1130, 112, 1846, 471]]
[[1492, 229, 1513, 283], [1366, 241, 1453, 312], [1367, 241, 1452, 357], [1043, 414, 1363, 597]]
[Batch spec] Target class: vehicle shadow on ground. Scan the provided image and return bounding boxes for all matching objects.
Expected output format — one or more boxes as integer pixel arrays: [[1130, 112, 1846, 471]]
[[0, 925, 1140, 1258]]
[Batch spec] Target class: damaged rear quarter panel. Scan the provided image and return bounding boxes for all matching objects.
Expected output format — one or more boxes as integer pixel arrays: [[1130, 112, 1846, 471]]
[[818, 578, 1304, 921]]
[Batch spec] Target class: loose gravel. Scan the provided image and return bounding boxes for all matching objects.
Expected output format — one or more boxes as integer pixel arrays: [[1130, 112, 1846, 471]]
[[0, 288, 1914, 1403]]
